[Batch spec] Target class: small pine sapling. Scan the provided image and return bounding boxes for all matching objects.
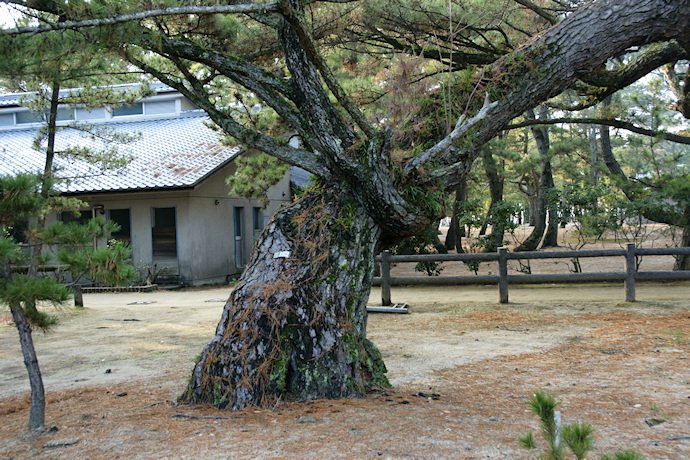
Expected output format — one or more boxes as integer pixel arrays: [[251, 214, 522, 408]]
[[518, 389, 645, 460]]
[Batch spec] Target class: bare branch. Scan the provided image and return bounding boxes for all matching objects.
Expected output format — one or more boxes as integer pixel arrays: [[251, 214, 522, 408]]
[[404, 93, 498, 173], [513, 0, 558, 25], [147, 36, 301, 127], [1, 3, 279, 36], [507, 117, 690, 145]]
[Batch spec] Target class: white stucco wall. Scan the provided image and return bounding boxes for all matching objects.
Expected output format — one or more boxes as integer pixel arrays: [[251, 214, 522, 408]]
[[58, 156, 291, 286], [186, 158, 291, 284]]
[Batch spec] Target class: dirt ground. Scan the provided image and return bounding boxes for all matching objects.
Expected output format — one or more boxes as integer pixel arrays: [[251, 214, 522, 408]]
[[1, 279, 688, 459]]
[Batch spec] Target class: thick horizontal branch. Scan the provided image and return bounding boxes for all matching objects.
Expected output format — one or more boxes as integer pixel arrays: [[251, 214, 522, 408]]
[[362, 32, 499, 70], [1, 3, 278, 36], [507, 117, 690, 145], [550, 41, 690, 111], [430, 0, 690, 188]]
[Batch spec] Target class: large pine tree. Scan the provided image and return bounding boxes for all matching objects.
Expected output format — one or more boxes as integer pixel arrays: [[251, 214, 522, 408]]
[[2, 0, 688, 410]]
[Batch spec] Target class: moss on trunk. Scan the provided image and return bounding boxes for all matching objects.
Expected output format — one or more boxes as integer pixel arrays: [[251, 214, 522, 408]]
[[182, 186, 389, 410]]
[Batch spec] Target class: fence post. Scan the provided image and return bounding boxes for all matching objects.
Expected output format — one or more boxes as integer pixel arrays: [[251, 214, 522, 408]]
[[498, 247, 509, 304], [381, 250, 392, 306], [625, 243, 636, 302], [72, 284, 84, 308]]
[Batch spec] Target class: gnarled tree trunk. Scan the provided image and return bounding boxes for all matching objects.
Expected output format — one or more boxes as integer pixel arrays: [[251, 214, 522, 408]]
[[182, 187, 388, 409]]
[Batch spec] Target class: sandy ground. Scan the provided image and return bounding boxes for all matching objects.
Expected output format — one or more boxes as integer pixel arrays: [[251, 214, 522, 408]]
[[1, 281, 689, 459]]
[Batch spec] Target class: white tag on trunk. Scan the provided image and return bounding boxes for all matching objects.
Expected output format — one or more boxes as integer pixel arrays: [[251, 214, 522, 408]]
[[273, 251, 291, 259]]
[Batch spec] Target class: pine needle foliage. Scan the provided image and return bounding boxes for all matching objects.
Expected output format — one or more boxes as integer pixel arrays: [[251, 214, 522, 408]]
[[519, 389, 645, 460], [527, 389, 564, 459], [517, 430, 537, 450], [601, 450, 646, 460], [0, 275, 70, 331], [563, 421, 596, 459], [226, 152, 289, 208]]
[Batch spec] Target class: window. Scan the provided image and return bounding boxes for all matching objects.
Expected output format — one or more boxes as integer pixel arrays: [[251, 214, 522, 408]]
[[252, 207, 263, 241], [152, 207, 177, 261], [15, 110, 42, 124], [180, 99, 199, 112], [56, 107, 75, 121], [112, 102, 143, 117], [60, 210, 92, 225], [234, 207, 245, 268], [76, 107, 106, 121], [145, 100, 176, 115], [108, 209, 131, 244], [7, 219, 29, 243], [0, 113, 14, 126]]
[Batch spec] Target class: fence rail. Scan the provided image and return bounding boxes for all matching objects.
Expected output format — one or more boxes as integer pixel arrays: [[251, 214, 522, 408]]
[[373, 243, 690, 305]]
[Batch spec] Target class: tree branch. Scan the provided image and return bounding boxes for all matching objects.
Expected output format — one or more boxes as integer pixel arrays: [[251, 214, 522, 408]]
[[404, 93, 498, 174], [279, 0, 375, 138], [549, 41, 690, 111], [661, 63, 690, 118], [1, 3, 279, 36], [148, 36, 301, 128], [513, 0, 558, 26], [507, 117, 690, 145], [125, 53, 330, 178], [431, 0, 690, 187]]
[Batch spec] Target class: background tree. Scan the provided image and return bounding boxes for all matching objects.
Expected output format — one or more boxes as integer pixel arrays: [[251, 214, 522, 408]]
[[3, 0, 689, 411], [0, 173, 136, 432], [509, 63, 690, 266], [0, 174, 70, 433], [0, 14, 142, 430], [514, 106, 560, 251]]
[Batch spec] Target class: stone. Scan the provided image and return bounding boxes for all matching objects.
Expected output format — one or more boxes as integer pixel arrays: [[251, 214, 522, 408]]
[[43, 438, 79, 449], [297, 416, 317, 424], [645, 418, 667, 427]]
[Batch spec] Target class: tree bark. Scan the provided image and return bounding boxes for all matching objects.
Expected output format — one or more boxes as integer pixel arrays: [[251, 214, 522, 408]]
[[445, 178, 467, 252], [182, 187, 388, 410], [10, 303, 45, 432], [516, 108, 552, 251], [674, 207, 690, 271], [543, 206, 560, 248], [479, 147, 504, 239]]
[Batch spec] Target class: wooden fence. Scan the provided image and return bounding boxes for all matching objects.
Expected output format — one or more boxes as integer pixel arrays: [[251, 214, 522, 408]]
[[373, 243, 690, 305]]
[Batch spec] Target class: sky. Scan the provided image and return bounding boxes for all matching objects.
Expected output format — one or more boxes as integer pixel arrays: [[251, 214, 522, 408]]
[[0, 2, 23, 27]]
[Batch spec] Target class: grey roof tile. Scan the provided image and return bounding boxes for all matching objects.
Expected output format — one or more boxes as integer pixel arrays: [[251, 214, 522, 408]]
[[0, 82, 176, 108], [0, 112, 242, 193]]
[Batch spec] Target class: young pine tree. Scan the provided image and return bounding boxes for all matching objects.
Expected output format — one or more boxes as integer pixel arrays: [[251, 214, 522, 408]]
[[0, 173, 135, 432]]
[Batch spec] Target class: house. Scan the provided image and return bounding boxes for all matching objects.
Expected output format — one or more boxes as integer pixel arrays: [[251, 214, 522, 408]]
[[0, 83, 292, 285]]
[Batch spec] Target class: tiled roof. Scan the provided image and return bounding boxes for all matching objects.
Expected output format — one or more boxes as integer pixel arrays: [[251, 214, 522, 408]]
[[0, 82, 176, 108], [0, 93, 22, 107], [0, 112, 242, 193]]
